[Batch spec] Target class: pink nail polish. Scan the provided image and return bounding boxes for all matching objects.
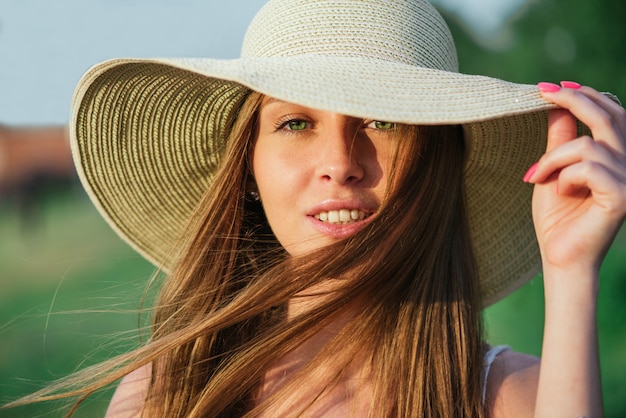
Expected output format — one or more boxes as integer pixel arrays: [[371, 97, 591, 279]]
[[537, 82, 561, 93], [523, 163, 538, 183], [560, 81, 582, 89]]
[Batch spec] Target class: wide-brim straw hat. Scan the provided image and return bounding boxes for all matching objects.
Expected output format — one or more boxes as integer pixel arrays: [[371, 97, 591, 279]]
[[70, 0, 592, 306]]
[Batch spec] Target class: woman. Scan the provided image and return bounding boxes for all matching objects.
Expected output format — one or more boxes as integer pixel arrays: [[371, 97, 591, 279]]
[[8, 0, 625, 416]]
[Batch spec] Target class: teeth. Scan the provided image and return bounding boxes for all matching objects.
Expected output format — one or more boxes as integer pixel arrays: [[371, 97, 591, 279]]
[[314, 209, 367, 224]]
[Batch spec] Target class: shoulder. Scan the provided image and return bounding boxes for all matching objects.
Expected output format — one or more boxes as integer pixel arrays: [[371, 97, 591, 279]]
[[105, 364, 152, 418], [484, 349, 540, 418]]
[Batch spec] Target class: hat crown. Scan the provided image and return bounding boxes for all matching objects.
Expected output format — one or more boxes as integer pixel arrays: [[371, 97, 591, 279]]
[[241, 0, 459, 72]]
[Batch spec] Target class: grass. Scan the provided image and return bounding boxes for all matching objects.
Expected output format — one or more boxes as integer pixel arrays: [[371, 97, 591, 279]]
[[484, 231, 626, 416], [0, 190, 155, 417], [1, 190, 624, 416]]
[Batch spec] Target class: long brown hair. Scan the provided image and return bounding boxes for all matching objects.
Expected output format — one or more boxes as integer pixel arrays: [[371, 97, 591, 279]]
[[6, 91, 485, 417], [141, 90, 484, 416]]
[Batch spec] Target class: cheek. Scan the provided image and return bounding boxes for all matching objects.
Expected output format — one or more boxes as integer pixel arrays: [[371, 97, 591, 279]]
[[364, 141, 400, 195], [253, 136, 311, 188], [252, 144, 304, 221], [254, 146, 288, 195], [252, 149, 313, 254]]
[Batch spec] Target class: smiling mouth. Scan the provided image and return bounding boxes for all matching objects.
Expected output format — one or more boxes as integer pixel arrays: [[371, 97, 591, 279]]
[[314, 209, 370, 224]]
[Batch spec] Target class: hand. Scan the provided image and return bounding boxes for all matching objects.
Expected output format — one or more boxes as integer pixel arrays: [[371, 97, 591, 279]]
[[526, 82, 626, 276]]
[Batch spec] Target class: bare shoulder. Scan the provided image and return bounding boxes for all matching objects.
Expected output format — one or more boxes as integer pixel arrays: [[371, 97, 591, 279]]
[[485, 350, 540, 418], [105, 364, 152, 418]]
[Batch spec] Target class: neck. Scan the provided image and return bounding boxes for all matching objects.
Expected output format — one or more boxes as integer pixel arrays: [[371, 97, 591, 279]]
[[256, 303, 372, 416], [256, 281, 368, 407], [287, 278, 346, 318]]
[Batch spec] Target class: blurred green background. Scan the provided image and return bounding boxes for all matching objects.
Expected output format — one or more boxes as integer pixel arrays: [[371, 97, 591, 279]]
[[1, 0, 625, 416]]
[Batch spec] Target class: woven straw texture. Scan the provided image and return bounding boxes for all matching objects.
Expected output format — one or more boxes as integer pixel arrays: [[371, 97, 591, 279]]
[[70, 0, 586, 306]]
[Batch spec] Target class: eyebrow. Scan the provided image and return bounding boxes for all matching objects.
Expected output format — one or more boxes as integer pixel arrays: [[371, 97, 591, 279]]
[[261, 96, 284, 107]]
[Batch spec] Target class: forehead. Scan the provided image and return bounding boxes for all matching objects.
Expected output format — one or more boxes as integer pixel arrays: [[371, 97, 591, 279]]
[[258, 96, 371, 123], [257, 96, 350, 125], [259, 96, 317, 113]]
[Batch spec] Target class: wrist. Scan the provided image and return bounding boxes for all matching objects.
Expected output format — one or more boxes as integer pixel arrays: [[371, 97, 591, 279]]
[[540, 263, 600, 305]]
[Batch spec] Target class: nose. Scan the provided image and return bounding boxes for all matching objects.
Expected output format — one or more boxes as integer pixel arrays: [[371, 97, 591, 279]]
[[317, 120, 365, 185]]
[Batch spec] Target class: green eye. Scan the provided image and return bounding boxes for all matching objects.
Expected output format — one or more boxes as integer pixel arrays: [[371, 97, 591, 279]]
[[372, 121, 395, 130], [286, 120, 308, 131]]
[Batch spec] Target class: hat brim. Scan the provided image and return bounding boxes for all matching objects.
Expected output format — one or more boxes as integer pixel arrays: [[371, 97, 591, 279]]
[[70, 57, 579, 306]]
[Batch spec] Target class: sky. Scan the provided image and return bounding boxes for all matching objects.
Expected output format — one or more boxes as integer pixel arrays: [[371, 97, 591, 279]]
[[0, 0, 526, 125]]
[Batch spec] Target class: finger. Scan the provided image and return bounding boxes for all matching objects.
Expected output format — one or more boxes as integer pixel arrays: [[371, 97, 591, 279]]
[[576, 86, 626, 146], [577, 86, 625, 129], [561, 83, 625, 125], [539, 83, 626, 154], [530, 135, 626, 185], [557, 161, 626, 215], [546, 108, 577, 152]]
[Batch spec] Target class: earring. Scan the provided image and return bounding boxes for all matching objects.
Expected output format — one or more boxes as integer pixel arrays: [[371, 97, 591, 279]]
[[247, 191, 260, 202]]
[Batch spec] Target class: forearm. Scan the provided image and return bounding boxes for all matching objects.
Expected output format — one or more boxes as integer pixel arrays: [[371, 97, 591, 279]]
[[534, 265, 602, 417], [527, 82, 625, 417]]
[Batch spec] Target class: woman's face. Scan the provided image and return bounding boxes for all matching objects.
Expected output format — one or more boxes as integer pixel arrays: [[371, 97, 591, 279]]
[[252, 96, 404, 256]]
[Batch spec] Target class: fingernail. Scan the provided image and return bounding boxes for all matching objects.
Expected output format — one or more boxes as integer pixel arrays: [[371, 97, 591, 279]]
[[523, 163, 538, 183], [538, 82, 561, 93], [560, 81, 582, 89]]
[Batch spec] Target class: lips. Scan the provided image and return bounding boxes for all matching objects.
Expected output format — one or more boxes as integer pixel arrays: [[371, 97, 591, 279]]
[[314, 209, 369, 224]]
